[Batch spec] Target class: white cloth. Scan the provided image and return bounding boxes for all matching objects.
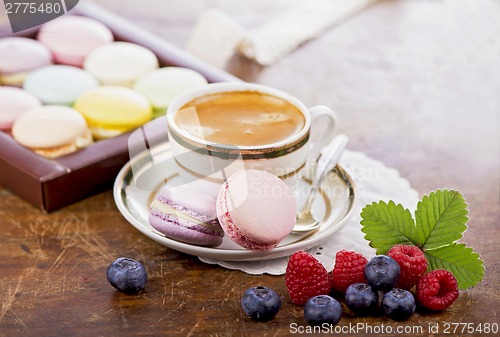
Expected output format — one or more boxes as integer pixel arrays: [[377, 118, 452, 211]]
[[186, 0, 377, 67], [199, 150, 420, 274]]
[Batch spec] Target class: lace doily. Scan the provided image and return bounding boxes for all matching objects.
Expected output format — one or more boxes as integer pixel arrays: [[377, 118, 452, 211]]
[[199, 150, 419, 274]]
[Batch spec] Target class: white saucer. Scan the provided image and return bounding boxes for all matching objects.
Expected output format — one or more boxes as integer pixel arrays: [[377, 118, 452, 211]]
[[113, 142, 357, 261]]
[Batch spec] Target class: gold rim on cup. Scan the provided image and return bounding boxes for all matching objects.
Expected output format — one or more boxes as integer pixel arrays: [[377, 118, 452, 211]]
[[168, 126, 310, 160], [166, 82, 313, 160]]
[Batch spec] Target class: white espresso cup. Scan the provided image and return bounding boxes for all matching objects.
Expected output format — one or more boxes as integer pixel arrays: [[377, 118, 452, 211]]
[[166, 82, 337, 196]]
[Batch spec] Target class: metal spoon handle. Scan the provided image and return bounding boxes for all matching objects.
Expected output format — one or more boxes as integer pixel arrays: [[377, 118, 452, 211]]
[[301, 186, 318, 215], [312, 134, 349, 186], [300, 134, 348, 215]]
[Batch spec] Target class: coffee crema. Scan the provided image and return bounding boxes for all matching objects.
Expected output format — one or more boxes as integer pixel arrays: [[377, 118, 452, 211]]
[[176, 91, 305, 147]]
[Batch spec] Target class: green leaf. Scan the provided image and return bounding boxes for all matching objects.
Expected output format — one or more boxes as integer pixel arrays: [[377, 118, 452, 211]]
[[360, 189, 484, 289], [415, 190, 468, 249], [360, 201, 418, 254], [424, 243, 485, 290]]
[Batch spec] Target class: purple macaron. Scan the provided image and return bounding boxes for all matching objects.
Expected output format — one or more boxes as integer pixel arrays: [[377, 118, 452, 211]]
[[148, 185, 224, 247]]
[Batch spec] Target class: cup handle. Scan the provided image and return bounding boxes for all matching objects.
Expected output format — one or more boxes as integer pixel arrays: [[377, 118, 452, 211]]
[[305, 105, 338, 176]]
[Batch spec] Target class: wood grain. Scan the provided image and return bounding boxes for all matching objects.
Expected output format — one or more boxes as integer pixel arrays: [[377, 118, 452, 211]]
[[1, 0, 499, 336]]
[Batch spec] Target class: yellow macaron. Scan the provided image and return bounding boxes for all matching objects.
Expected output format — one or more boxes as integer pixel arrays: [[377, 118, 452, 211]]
[[74, 86, 152, 139]]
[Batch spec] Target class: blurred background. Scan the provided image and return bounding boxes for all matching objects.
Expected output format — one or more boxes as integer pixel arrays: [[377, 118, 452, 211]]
[[95, 0, 499, 194], [1, 0, 499, 199]]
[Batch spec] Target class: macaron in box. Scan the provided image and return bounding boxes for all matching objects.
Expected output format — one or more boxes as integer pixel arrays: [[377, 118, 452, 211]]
[[74, 86, 153, 139], [38, 15, 113, 67], [23, 65, 99, 106], [0, 37, 52, 86], [0, 87, 41, 133], [0, 15, 209, 159], [134, 67, 208, 118], [12, 105, 93, 158], [0, 1, 235, 212], [84, 42, 159, 87]]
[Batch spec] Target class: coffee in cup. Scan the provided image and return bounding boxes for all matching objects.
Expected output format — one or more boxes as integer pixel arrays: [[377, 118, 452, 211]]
[[166, 82, 337, 196], [176, 91, 306, 147]]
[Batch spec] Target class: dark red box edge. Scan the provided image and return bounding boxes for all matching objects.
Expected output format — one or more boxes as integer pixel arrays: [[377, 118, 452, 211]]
[[0, 1, 241, 212]]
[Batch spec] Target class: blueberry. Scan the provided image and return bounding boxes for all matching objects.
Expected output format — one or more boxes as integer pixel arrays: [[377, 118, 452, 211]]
[[345, 283, 379, 316], [304, 295, 342, 326], [364, 255, 400, 292], [106, 257, 148, 294], [382, 288, 416, 321], [241, 286, 281, 321]]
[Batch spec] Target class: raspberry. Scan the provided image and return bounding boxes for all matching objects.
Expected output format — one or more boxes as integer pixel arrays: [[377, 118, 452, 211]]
[[417, 269, 459, 311], [387, 244, 428, 290], [285, 251, 330, 305], [330, 250, 368, 293]]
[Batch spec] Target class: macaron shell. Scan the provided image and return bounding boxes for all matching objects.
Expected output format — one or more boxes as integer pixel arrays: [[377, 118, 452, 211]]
[[0, 37, 52, 74], [32, 129, 93, 159], [216, 169, 297, 250], [0, 37, 52, 84], [0, 87, 41, 130], [12, 105, 91, 148], [84, 42, 159, 87], [87, 126, 131, 140], [216, 206, 276, 251], [134, 67, 208, 111], [23, 65, 99, 105], [148, 212, 223, 247], [149, 186, 224, 247], [38, 16, 113, 67], [155, 185, 218, 220], [74, 86, 152, 130]]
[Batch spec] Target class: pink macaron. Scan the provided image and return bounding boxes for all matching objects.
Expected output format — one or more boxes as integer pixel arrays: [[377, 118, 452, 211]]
[[0, 87, 41, 132], [0, 37, 52, 86], [216, 169, 297, 251], [148, 185, 224, 247], [38, 16, 113, 67]]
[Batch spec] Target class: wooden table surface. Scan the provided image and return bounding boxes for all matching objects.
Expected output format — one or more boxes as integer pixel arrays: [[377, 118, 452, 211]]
[[1, 0, 499, 336]]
